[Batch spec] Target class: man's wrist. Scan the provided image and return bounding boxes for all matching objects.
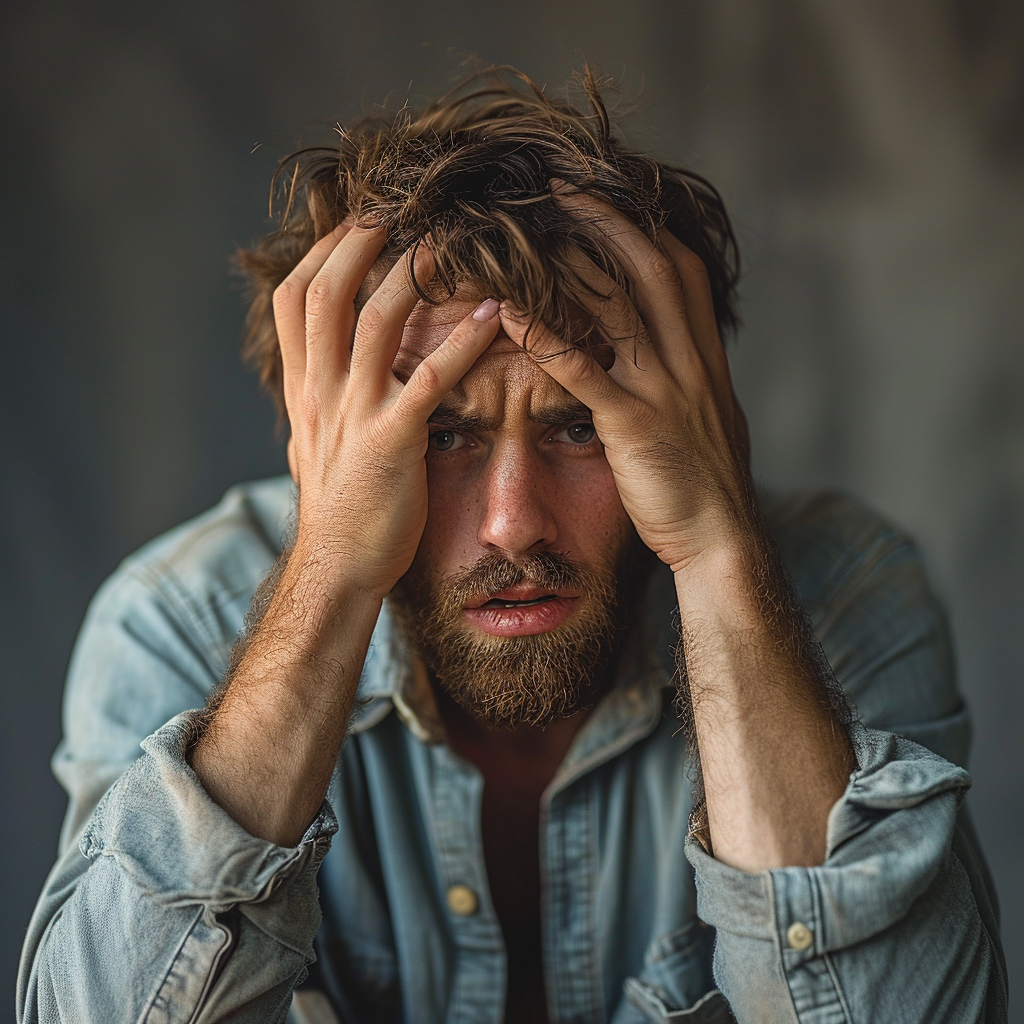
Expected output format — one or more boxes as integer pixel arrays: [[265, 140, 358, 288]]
[[275, 537, 385, 650], [671, 532, 774, 631]]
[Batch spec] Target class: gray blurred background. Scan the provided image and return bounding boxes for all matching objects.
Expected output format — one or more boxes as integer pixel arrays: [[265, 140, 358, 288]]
[[2, 0, 1021, 1017]]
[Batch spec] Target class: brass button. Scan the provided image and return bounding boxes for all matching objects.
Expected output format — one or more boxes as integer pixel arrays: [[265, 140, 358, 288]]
[[786, 922, 813, 951], [446, 884, 479, 916]]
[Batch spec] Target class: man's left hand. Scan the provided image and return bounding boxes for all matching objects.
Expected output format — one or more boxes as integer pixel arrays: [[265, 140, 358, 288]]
[[498, 190, 753, 574]]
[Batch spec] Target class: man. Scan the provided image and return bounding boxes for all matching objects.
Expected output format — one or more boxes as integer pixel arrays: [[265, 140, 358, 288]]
[[18, 70, 1007, 1023]]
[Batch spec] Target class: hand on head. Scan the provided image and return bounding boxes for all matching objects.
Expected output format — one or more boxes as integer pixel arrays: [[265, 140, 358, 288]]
[[274, 192, 753, 605], [498, 189, 753, 574], [273, 220, 501, 599]]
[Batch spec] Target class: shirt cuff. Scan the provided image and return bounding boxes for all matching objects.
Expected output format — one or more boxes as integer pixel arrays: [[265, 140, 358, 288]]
[[79, 710, 338, 955], [687, 724, 969, 951]]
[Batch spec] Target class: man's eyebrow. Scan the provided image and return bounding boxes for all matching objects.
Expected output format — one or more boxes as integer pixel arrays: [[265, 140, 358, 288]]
[[427, 399, 593, 432], [528, 399, 593, 426], [427, 403, 500, 433]]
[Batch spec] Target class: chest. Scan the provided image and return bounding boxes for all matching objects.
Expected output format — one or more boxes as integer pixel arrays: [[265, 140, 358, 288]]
[[478, 769, 548, 1023], [316, 712, 710, 1023], [479, 767, 543, 921]]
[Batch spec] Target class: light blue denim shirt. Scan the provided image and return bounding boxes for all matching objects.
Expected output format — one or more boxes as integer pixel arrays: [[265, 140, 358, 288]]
[[18, 478, 1007, 1023]]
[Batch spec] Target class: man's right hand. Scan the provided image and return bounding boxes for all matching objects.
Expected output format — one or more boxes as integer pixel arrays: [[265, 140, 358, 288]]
[[191, 222, 499, 846], [275, 222, 501, 600]]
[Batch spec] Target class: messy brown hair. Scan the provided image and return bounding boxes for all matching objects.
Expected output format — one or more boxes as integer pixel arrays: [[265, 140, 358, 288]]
[[237, 66, 740, 421]]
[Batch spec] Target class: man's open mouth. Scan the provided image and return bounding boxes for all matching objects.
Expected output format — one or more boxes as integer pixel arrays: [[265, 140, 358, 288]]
[[465, 586, 578, 610], [462, 588, 580, 635], [479, 595, 559, 609]]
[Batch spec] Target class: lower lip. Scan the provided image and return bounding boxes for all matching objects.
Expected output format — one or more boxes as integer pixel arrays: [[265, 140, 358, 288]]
[[463, 597, 579, 636]]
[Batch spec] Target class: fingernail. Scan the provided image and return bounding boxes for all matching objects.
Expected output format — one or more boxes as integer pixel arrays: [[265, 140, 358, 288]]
[[499, 300, 525, 318], [473, 298, 500, 322]]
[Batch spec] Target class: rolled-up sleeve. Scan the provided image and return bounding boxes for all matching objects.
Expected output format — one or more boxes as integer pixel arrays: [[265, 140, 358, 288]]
[[20, 711, 337, 1024], [686, 725, 1007, 1023]]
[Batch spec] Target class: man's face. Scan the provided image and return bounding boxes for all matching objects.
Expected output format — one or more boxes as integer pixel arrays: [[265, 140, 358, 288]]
[[387, 294, 645, 728]]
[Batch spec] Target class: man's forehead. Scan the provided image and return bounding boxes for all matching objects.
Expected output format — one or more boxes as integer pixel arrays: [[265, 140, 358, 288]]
[[358, 295, 572, 417], [395, 295, 496, 370], [355, 259, 486, 366], [354, 259, 594, 415], [398, 298, 557, 413]]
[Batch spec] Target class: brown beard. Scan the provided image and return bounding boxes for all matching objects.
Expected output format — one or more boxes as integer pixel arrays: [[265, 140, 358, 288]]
[[389, 536, 655, 729]]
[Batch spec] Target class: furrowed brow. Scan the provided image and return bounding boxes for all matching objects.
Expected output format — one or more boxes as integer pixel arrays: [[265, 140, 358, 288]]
[[427, 403, 500, 433], [529, 399, 593, 426], [427, 398, 593, 433]]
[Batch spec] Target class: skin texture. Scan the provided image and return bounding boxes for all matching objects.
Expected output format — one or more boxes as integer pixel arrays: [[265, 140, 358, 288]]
[[191, 197, 854, 1024]]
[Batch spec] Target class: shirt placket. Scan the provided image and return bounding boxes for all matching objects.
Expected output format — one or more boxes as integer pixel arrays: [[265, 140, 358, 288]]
[[542, 775, 605, 1024], [429, 744, 506, 1024]]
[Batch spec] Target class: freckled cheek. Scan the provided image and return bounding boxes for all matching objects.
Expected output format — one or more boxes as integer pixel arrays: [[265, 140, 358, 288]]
[[417, 459, 482, 567], [551, 461, 631, 560]]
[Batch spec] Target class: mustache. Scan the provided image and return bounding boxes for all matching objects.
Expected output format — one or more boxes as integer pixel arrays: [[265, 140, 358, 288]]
[[435, 551, 597, 610]]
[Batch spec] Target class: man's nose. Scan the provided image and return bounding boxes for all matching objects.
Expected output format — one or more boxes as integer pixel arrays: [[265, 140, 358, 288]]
[[476, 444, 558, 558]]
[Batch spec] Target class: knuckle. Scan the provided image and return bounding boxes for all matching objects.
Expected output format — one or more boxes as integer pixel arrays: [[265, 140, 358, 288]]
[[304, 277, 337, 318], [608, 290, 635, 324], [355, 302, 386, 338], [299, 390, 324, 427], [562, 346, 590, 370], [602, 286, 626, 317], [680, 249, 710, 281], [411, 360, 442, 394], [649, 253, 679, 286], [272, 279, 298, 315], [536, 344, 591, 380], [567, 346, 596, 372]]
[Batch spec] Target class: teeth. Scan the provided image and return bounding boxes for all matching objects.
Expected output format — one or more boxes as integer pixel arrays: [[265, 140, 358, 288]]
[[490, 595, 557, 608]]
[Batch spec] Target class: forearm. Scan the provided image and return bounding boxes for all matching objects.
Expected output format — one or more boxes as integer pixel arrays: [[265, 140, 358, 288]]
[[192, 542, 382, 846], [675, 529, 854, 871]]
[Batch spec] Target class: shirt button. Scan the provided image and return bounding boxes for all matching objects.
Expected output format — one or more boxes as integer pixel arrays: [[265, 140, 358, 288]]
[[446, 885, 479, 916], [786, 922, 813, 951]]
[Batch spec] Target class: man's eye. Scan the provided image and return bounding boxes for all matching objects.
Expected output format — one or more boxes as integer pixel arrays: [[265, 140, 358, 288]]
[[557, 422, 597, 445], [428, 429, 465, 452]]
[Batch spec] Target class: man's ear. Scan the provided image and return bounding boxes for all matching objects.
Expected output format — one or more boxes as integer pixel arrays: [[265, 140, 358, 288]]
[[287, 435, 298, 484]]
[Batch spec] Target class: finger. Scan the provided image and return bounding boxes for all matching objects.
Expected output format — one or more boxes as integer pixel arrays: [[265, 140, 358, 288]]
[[498, 304, 634, 414], [552, 188, 694, 357], [561, 248, 672, 387], [273, 221, 351, 416], [304, 224, 388, 383], [349, 242, 436, 388], [286, 435, 298, 485], [395, 299, 502, 422], [658, 230, 735, 432]]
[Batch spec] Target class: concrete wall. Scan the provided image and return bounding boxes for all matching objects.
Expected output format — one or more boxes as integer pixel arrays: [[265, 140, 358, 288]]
[[2, 0, 1021, 1015]]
